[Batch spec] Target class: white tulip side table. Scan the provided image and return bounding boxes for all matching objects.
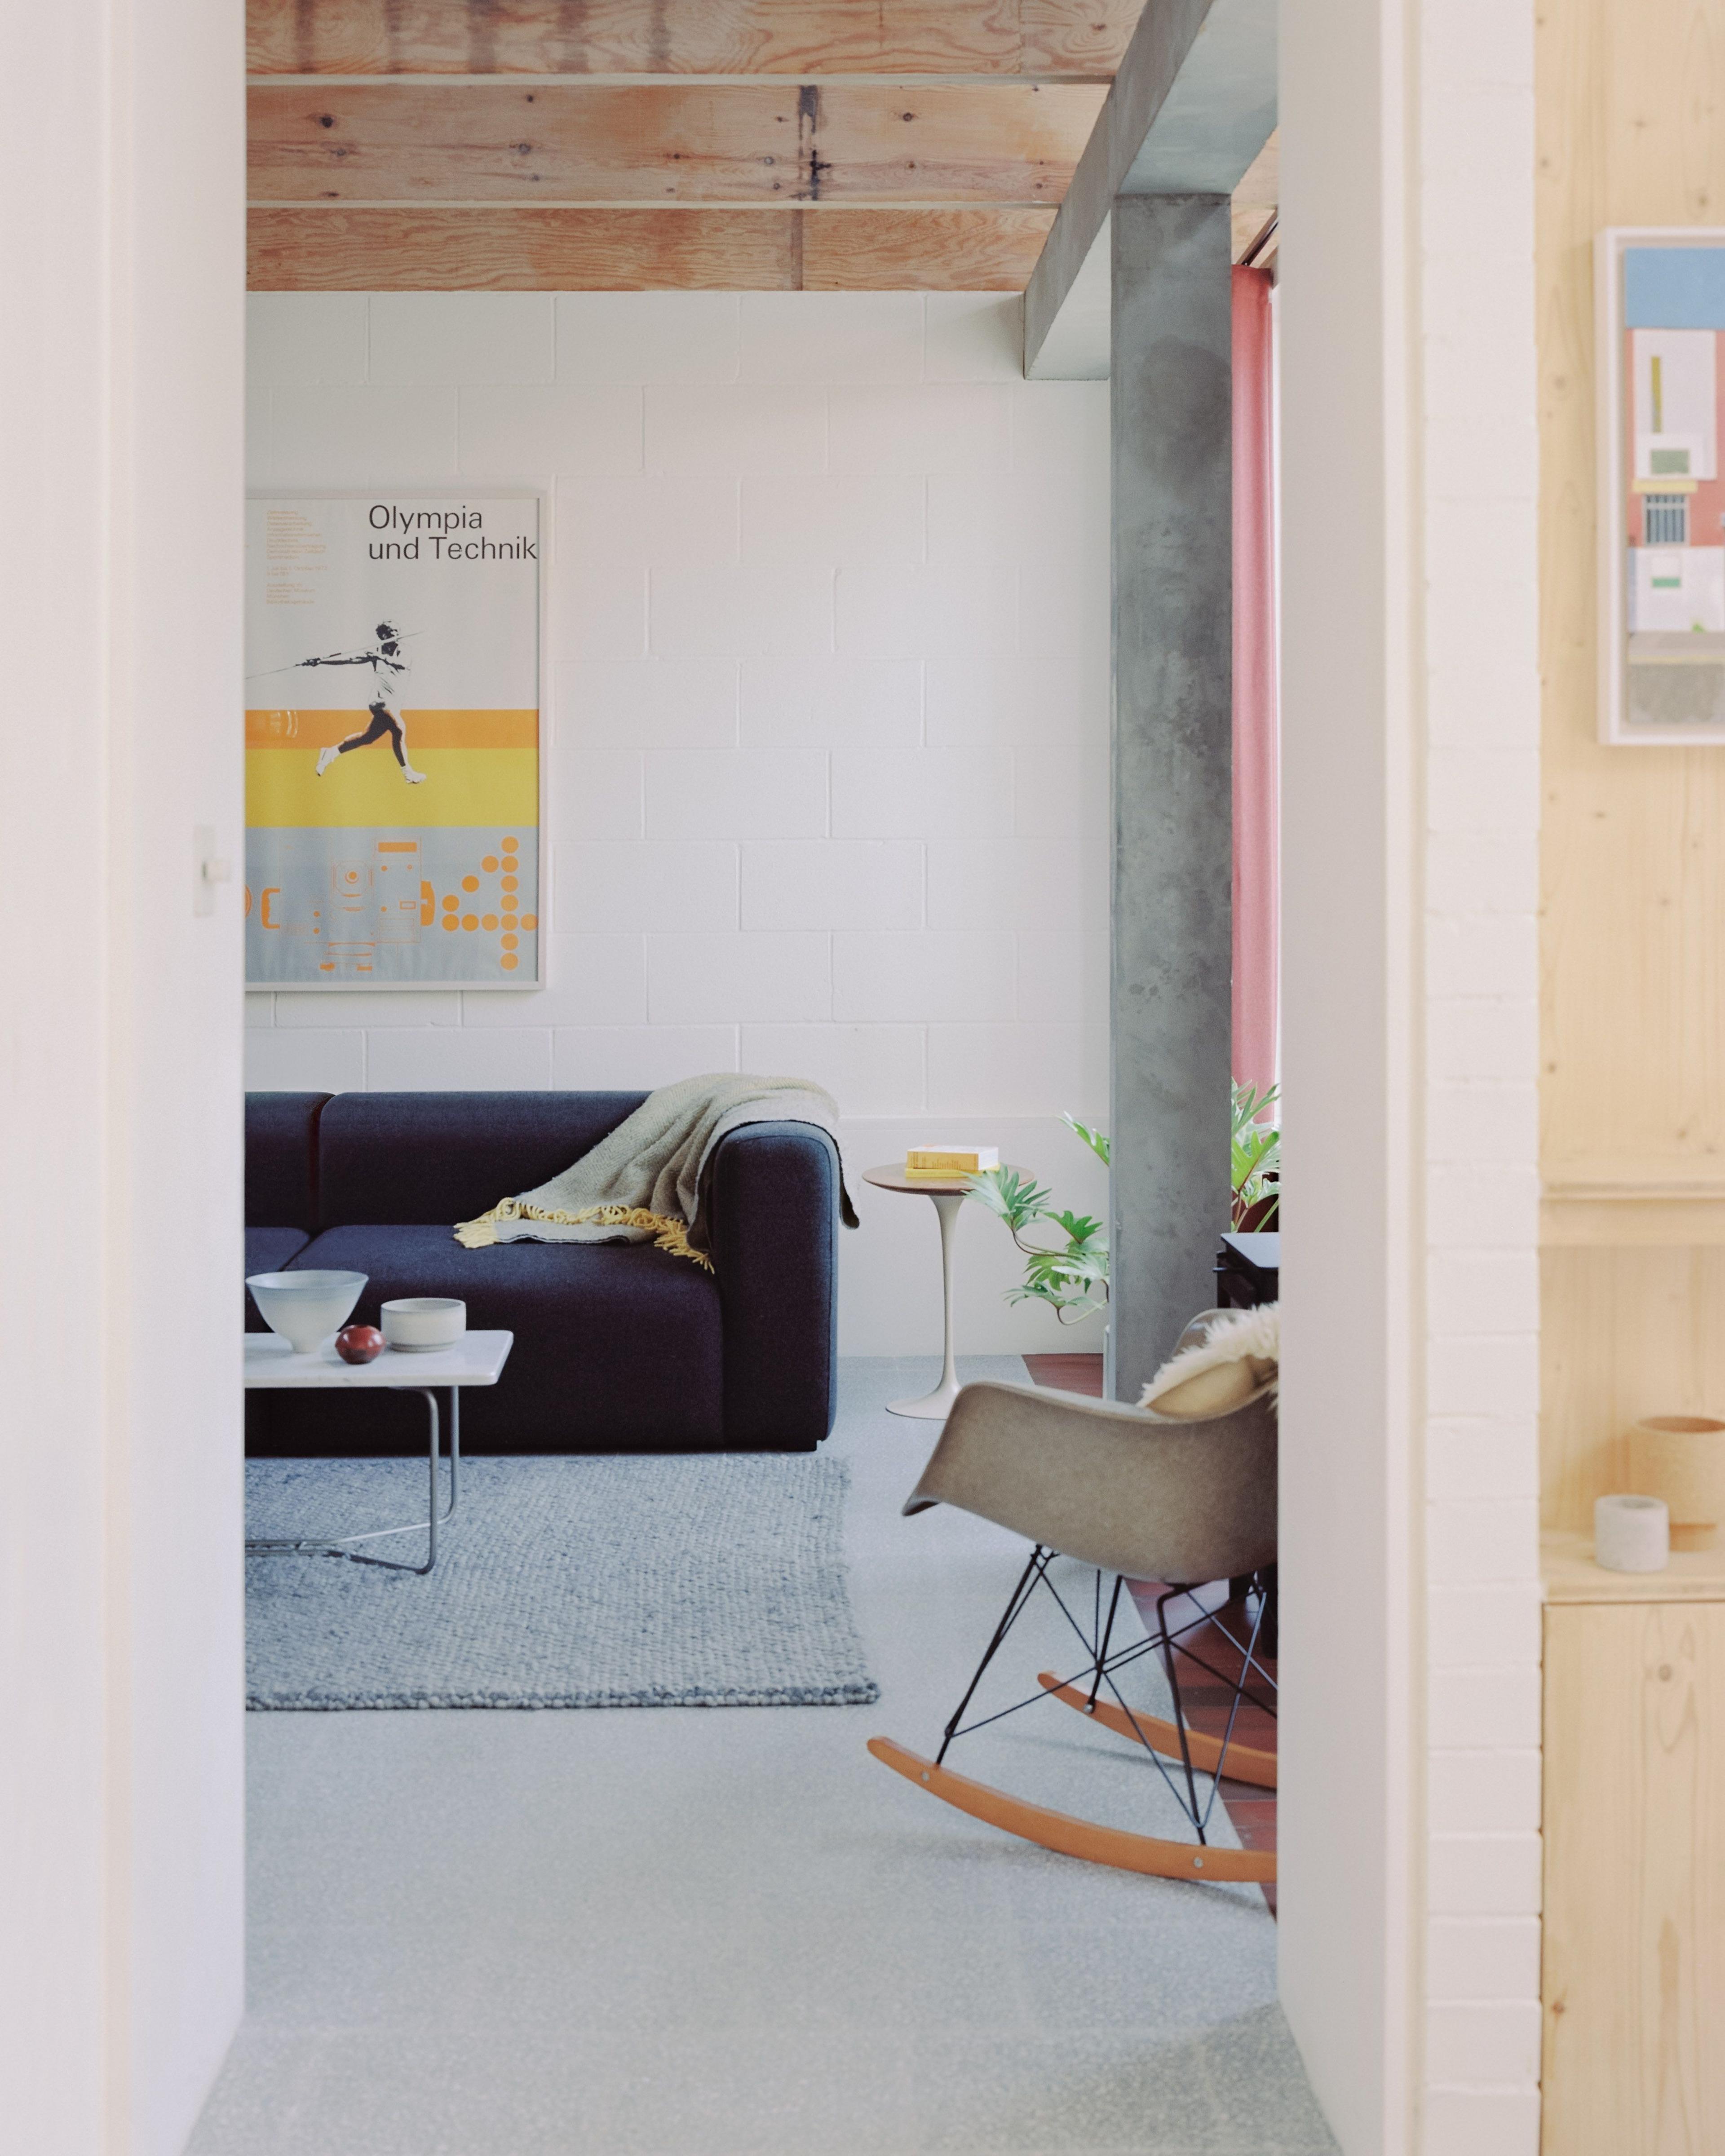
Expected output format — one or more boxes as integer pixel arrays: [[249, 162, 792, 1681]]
[[863, 1164, 1009, 1421], [243, 1328, 513, 1574]]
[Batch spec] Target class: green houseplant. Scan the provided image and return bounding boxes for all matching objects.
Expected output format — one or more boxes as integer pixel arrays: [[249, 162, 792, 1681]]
[[965, 1085, 1281, 1320]]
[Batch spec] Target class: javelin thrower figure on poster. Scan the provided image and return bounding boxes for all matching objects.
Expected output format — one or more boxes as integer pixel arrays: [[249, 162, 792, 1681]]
[[296, 622, 427, 784]]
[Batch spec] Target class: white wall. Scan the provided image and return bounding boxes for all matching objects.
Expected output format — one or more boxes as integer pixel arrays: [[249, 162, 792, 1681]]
[[1279, 1, 1542, 2152], [0, 0, 246, 2150], [243, 292, 1111, 1354]]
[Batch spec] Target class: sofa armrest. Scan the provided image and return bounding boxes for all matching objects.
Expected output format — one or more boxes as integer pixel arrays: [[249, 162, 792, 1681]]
[[706, 1120, 840, 1449]]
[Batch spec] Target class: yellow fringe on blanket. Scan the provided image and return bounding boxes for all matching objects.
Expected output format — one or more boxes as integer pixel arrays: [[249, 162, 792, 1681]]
[[454, 1200, 713, 1270]]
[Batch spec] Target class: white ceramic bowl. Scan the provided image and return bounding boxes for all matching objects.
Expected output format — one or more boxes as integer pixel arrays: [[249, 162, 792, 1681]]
[[246, 1270, 367, 1355], [380, 1297, 466, 1353]]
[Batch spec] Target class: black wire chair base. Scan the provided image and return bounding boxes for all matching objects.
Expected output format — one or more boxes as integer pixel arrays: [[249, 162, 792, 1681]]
[[871, 1552, 1276, 1871]]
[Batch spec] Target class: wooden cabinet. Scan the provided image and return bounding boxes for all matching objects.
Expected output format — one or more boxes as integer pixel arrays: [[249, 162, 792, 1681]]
[[1542, 1552, 1725, 2156]]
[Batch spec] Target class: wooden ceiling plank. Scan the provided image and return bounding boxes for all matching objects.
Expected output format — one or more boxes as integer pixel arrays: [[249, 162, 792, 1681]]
[[246, 0, 1141, 80], [247, 81, 1104, 207], [247, 204, 1053, 290]]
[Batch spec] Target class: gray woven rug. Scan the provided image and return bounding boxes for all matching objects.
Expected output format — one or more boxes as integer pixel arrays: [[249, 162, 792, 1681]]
[[245, 1454, 877, 1711]]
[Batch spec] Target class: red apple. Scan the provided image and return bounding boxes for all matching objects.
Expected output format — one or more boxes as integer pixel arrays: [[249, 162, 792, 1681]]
[[335, 1324, 385, 1365]]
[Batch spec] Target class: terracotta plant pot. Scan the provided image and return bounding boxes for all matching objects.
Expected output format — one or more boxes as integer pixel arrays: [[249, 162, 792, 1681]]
[[1627, 1415, 1725, 1552]]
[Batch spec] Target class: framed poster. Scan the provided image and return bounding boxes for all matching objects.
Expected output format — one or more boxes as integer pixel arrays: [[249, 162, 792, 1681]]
[[245, 494, 543, 986], [1597, 229, 1725, 744]]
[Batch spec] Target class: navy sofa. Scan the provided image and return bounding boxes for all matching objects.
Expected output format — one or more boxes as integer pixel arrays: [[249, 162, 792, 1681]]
[[244, 1091, 840, 1456]]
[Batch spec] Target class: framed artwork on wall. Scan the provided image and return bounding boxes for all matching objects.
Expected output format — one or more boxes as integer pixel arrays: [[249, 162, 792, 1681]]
[[244, 493, 544, 986], [1597, 229, 1725, 744]]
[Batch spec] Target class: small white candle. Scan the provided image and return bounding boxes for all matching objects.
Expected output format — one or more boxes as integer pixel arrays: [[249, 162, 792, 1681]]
[[1594, 1493, 1670, 1573]]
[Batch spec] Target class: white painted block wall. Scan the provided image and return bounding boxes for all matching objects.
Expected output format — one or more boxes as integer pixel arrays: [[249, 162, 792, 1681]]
[[1419, 2, 1544, 2146], [245, 292, 1110, 1354]]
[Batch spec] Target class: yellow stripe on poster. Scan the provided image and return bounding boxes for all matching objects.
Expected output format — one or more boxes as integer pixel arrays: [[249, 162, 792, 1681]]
[[246, 709, 538, 751], [248, 747, 537, 828]]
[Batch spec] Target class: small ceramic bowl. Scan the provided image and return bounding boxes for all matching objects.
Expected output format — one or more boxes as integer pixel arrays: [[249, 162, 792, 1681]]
[[246, 1270, 367, 1355], [380, 1297, 466, 1353]]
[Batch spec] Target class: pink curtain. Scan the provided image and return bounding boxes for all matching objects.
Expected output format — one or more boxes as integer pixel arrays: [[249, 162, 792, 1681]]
[[1232, 266, 1279, 1096]]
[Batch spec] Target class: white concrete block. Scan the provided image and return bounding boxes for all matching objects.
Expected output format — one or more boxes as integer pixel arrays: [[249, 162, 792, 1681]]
[[247, 384, 274, 486], [1422, 2088, 1540, 2156], [1427, 1499, 1540, 1584], [645, 384, 826, 475], [1427, 1917, 1543, 2002], [272, 991, 461, 1029], [1427, 998, 1539, 1085], [833, 932, 1015, 1022], [1424, 412, 1540, 508], [740, 658, 922, 748], [1427, 831, 1540, 915], [925, 470, 1107, 569], [1427, 1833, 1543, 1917], [832, 749, 1013, 839], [739, 1024, 925, 1117], [270, 386, 458, 486], [1426, 1083, 1539, 1163], [1013, 738, 1108, 837], [1020, 558, 1110, 660], [1429, 1667, 1543, 1752], [556, 292, 740, 384], [245, 993, 275, 1029], [741, 840, 924, 931], [647, 932, 831, 1024], [1427, 1163, 1541, 1248], [461, 933, 646, 1028], [650, 565, 834, 658], [738, 293, 925, 382], [1429, 1750, 1541, 1835], [1429, 1583, 1544, 1668], [552, 751, 644, 841], [1426, 1421, 1541, 1504], [836, 565, 1019, 660], [247, 293, 368, 385], [1422, 98, 1537, 259], [244, 1028, 365, 1093], [1428, 1249, 1539, 1335], [1427, 499, 1539, 617], [645, 749, 829, 840], [1016, 930, 1108, 1025], [739, 475, 924, 567], [553, 562, 648, 662], [1423, 254, 1539, 365], [458, 384, 642, 480], [1428, 1338, 1540, 1421], [925, 654, 1108, 744], [554, 841, 739, 933], [557, 475, 739, 566], [1009, 380, 1109, 477], [927, 1022, 1107, 1119], [1422, 0, 1535, 92], [557, 660, 739, 750], [1425, 2000, 1543, 2087], [369, 293, 555, 384], [827, 384, 1012, 475], [552, 1024, 739, 1088], [926, 838, 1101, 932], [925, 294, 1024, 382], [1426, 649, 1541, 752], [364, 1027, 552, 1091]]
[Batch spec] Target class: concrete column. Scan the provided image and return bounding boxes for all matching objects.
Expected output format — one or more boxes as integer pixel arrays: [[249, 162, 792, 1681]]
[[1110, 193, 1235, 1400]]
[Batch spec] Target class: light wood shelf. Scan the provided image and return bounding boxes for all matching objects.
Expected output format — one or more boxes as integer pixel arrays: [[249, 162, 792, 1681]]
[[1543, 1529, 1725, 1604]]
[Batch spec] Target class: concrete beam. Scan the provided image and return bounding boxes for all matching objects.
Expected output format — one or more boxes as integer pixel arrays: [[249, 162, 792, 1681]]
[[1024, 0, 1274, 379], [1109, 194, 1235, 1398]]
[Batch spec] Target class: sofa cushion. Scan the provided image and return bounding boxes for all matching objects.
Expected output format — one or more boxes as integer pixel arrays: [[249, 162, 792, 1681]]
[[250, 1223, 724, 1455], [316, 1091, 648, 1229], [244, 1226, 311, 1330], [245, 1093, 329, 1229]]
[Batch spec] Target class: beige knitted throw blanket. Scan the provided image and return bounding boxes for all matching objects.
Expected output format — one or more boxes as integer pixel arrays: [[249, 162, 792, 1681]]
[[453, 1073, 855, 1270]]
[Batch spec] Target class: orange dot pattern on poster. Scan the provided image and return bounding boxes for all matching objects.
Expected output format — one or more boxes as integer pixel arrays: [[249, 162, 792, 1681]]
[[368, 835, 536, 974]]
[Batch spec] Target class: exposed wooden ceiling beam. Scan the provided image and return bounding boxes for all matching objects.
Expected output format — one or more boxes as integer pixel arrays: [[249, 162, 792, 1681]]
[[248, 204, 1055, 291], [248, 81, 1106, 206], [247, 1, 1144, 81]]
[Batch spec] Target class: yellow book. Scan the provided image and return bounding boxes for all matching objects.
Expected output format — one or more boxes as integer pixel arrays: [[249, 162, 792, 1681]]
[[905, 1146, 999, 1178]]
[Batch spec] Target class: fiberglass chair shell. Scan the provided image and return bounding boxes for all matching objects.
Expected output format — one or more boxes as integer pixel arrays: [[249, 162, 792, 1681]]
[[868, 1316, 1278, 1885]]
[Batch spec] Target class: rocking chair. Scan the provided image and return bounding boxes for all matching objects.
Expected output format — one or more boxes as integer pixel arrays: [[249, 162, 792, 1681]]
[[867, 1309, 1278, 1885]]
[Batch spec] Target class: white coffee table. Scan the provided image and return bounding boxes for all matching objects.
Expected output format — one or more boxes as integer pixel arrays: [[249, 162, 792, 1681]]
[[243, 1329, 513, 1575]]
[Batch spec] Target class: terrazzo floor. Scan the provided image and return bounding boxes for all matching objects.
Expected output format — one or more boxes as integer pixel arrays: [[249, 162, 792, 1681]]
[[186, 1357, 1335, 2156]]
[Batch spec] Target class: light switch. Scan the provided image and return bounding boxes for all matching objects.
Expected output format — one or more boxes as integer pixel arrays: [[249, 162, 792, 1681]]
[[195, 826, 233, 918]]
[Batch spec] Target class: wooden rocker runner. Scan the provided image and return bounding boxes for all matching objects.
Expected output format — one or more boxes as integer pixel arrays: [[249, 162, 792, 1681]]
[[868, 1308, 1279, 1885]]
